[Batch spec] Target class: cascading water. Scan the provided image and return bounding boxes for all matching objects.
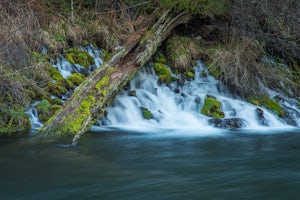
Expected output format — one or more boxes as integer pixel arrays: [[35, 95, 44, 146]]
[[26, 44, 104, 130], [26, 101, 43, 131], [94, 61, 299, 132], [52, 44, 104, 79]]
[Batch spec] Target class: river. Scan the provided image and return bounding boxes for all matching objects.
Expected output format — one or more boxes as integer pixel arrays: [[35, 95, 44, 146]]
[[1, 128, 300, 200]]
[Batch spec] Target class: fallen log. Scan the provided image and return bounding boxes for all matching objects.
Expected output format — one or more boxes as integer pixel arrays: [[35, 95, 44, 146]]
[[38, 9, 192, 144]]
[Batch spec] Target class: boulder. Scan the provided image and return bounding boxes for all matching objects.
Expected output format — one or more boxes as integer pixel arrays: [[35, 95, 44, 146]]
[[209, 118, 247, 129], [255, 108, 269, 126]]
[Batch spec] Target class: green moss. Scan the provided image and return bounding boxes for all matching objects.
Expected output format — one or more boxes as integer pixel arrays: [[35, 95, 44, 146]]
[[202, 71, 208, 77], [36, 99, 50, 111], [46, 81, 67, 97], [154, 51, 167, 64], [50, 105, 62, 114], [65, 48, 94, 69], [95, 75, 110, 96], [141, 107, 153, 120], [48, 97, 62, 105], [101, 49, 111, 61], [260, 95, 285, 118], [154, 62, 171, 84], [208, 65, 220, 78], [67, 73, 85, 86], [201, 97, 225, 118], [81, 40, 89, 46], [47, 66, 63, 82], [248, 95, 285, 117], [65, 53, 76, 65], [61, 95, 95, 135], [36, 99, 51, 123], [186, 71, 195, 78]]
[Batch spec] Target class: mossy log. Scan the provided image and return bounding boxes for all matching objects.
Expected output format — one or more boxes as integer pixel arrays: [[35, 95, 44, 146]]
[[38, 9, 192, 144]]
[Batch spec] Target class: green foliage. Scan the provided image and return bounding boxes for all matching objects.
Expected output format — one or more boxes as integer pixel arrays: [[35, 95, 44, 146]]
[[67, 73, 85, 86], [36, 99, 50, 111], [100, 49, 111, 61], [248, 95, 285, 118], [154, 51, 167, 64], [201, 97, 225, 118], [154, 62, 171, 84], [186, 71, 195, 79], [158, 0, 230, 16], [0, 103, 31, 134]]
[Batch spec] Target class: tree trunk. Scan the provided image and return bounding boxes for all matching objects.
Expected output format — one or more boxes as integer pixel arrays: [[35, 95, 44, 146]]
[[38, 9, 192, 144]]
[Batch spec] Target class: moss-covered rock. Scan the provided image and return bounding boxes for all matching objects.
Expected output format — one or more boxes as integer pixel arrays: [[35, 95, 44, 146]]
[[141, 107, 153, 120], [185, 71, 195, 79], [65, 47, 94, 69], [67, 73, 85, 86], [248, 95, 285, 118], [201, 97, 225, 118], [153, 62, 171, 84], [46, 81, 67, 97]]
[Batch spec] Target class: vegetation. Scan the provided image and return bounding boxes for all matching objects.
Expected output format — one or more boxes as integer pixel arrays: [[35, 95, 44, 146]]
[[153, 63, 171, 84], [141, 107, 153, 120], [201, 97, 225, 119], [248, 95, 285, 118]]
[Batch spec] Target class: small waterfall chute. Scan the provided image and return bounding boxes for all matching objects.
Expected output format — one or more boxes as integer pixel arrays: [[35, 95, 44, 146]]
[[26, 101, 43, 131]]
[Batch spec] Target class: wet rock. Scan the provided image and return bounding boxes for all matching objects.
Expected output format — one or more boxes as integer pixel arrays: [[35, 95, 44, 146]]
[[229, 109, 236, 117], [128, 90, 137, 97], [194, 96, 201, 104], [281, 106, 300, 126], [173, 88, 180, 94], [255, 108, 269, 126], [207, 94, 216, 99], [209, 118, 247, 129]]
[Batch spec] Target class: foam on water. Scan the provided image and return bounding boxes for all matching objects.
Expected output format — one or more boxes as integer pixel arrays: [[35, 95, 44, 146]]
[[96, 61, 298, 133]]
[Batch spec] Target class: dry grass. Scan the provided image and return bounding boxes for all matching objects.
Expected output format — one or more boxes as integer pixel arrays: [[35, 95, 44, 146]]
[[208, 36, 285, 96], [166, 35, 200, 72]]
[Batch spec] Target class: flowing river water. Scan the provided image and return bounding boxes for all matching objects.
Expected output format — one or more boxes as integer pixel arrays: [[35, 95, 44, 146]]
[[1, 129, 300, 199]]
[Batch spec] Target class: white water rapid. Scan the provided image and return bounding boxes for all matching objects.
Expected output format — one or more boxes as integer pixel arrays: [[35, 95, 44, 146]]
[[94, 61, 298, 133]]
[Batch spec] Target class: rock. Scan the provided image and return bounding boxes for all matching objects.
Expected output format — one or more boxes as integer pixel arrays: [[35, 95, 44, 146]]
[[141, 107, 153, 120], [128, 90, 137, 97], [255, 108, 269, 126], [194, 96, 201, 104], [209, 118, 247, 129], [229, 109, 236, 117], [173, 88, 180, 94], [207, 94, 216, 99], [201, 97, 225, 118]]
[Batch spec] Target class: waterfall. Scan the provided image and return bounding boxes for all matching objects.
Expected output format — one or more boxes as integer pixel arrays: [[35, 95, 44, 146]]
[[26, 102, 43, 131], [94, 61, 299, 132]]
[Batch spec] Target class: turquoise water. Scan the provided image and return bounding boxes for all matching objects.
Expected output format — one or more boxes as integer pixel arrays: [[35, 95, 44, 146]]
[[1, 129, 300, 200]]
